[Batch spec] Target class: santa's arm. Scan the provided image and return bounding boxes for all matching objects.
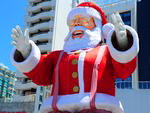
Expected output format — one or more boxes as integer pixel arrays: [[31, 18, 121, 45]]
[[106, 12, 139, 63], [11, 40, 57, 85], [105, 26, 139, 79], [10, 26, 56, 86], [103, 13, 139, 79]]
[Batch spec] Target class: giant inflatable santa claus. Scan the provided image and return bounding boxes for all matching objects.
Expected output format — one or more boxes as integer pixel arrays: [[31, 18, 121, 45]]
[[10, 2, 139, 113]]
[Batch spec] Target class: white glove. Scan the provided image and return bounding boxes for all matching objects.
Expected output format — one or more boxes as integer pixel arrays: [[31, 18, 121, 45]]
[[11, 25, 31, 59], [109, 12, 128, 49]]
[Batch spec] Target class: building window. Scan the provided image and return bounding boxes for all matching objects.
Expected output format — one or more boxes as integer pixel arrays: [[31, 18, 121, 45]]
[[30, 18, 51, 27], [40, 86, 44, 92], [31, 88, 36, 93], [22, 90, 31, 96], [39, 95, 43, 102], [32, 0, 52, 6], [139, 82, 150, 89], [41, 52, 48, 54], [32, 7, 52, 16], [35, 40, 49, 46], [115, 77, 132, 89], [24, 78, 32, 83], [22, 88, 36, 96], [38, 104, 41, 110], [120, 11, 131, 26], [30, 29, 50, 37]]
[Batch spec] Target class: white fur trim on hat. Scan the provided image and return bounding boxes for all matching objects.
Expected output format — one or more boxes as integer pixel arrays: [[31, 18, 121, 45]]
[[40, 93, 124, 113], [107, 25, 139, 63], [67, 7, 101, 25], [10, 40, 41, 73]]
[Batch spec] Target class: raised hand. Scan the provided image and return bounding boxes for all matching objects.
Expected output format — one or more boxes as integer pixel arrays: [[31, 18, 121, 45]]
[[109, 12, 128, 50], [11, 25, 31, 58]]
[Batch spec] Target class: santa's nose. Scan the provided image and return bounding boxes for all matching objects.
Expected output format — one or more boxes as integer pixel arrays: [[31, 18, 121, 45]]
[[74, 20, 81, 26]]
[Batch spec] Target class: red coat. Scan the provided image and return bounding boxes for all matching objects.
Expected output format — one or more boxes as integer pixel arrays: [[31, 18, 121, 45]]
[[25, 45, 136, 96]]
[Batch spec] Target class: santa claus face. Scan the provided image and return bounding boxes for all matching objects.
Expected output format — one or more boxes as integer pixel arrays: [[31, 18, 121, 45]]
[[68, 14, 96, 39], [63, 14, 102, 52], [63, 18, 102, 52]]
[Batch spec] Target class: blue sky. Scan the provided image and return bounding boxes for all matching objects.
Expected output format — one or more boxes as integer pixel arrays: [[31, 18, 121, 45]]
[[0, 0, 28, 71]]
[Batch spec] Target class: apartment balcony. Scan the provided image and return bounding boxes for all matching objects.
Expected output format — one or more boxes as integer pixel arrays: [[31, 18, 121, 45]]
[[28, 0, 55, 4], [15, 82, 37, 90], [97, 0, 136, 14], [25, 10, 55, 23], [27, 1, 55, 14], [29, 21, 54, 34], [38, 43, 52, 53], [12, 94, 36, 102], [28, 0, 42, 3], [30, 31, 53, 42]]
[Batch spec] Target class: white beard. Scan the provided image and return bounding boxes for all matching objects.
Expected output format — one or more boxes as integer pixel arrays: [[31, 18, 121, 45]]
[[63, 26, 102, 52]]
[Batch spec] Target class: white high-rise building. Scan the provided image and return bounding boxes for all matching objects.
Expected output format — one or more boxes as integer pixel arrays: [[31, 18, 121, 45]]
[[12, 71, 37, 102], [0, 64, 16, 102], [13, 0, 56, 109], [25, 0, 72, 112], [25, 0, 56, 111], [12, 0, 72, 113], [25, 0, 55, 54]]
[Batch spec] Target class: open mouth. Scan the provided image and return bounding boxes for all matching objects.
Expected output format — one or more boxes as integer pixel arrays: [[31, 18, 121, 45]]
[[72, 30, 84, 39]]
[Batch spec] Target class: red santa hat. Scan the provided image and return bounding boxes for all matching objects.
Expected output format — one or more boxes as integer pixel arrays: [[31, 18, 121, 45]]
[[67, 2, 108, 26], [67, 2, 114, 39], [77, 2, 108, 25]]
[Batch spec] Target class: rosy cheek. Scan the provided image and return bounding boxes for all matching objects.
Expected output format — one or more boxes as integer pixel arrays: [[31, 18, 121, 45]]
[[84, 24, 95, 30]]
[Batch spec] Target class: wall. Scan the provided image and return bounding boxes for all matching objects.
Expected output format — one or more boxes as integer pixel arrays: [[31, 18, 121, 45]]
[[116, 89, 150, 113], [52, 0, 72, 50], [0, 102, 34, 113], [138, 0, 150, 81]]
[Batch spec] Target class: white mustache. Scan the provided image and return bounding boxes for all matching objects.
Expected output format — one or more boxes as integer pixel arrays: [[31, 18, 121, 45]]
[[64, 26, 88, 41], [71, 26, 87, 33], [64, 26, 101, 41], [63, 26, 102, 52]]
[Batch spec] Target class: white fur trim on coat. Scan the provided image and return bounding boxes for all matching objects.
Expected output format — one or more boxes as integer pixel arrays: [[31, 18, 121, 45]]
[[78, 51, 86, 94], [106, 25, 139, 63], [67, 7, 101, 25], [40, 93, 123, 113], [10, 40, 41, 73]]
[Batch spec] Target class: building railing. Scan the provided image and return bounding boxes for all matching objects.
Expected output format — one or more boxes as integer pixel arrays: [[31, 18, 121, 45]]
[[0, 94, 36, 103], [115, 81, 150, 89], [0, 98, 12, 102], [15, 82, 37, 90], [94, 0, 131, 5], [12, 94, 36, 102], [73, 0, 136, 14]]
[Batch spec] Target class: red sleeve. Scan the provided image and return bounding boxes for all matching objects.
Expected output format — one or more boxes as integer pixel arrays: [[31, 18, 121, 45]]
[[112, 57, 137, 80], [24, 51, 61, 86]]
